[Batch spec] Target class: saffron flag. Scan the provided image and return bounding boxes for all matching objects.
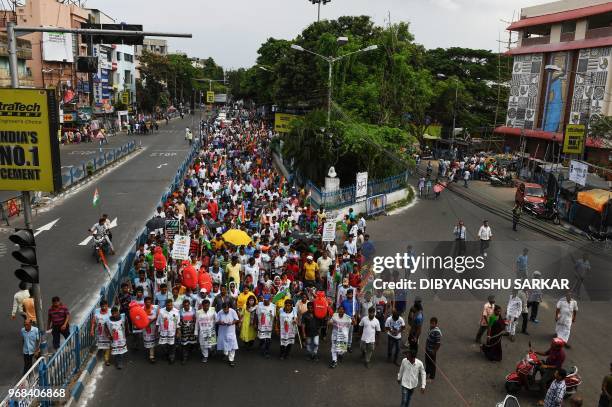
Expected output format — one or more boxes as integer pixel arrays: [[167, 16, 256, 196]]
[[93, 188, 100, 207]]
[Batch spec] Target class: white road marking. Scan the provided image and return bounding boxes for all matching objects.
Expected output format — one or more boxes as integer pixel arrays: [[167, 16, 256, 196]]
[[157, 163, 168, 169], [33, 218, 60, 237]]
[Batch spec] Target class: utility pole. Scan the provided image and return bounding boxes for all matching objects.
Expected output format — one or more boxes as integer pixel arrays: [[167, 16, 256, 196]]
[[7, 21, 45, 354]]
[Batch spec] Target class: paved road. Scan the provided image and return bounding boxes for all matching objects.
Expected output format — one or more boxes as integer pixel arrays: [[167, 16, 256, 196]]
[[0, 114, 201, 394], [0, 134, 135, 203], [79, 178, 612, 407]]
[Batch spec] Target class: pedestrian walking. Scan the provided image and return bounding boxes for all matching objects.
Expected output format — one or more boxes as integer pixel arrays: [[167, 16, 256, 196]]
[[515, 248, 529, 279], [216, 301, 240, 366], [424, 317, 441, 380], [11, 282, 30, 321], [463, 169, 470, 187], [278, 300, 297, 360], [555, 291, 578, 348], [20, 319, 40, 374], [157, 298, 180, 364], [179, 299, 197, 364], [477, 220, 493, 255], [453, 220, 467, 256], [475, 295, 495, 343], [359, 307, 380, 368], [385, 310, 405, 365], [539, 368, 566, 407], [256, 294, 275, 358], [526, 272, 543, 324], [572, 253, 590, 300], [418, 177, 425, 198], [105, 306, 128, 369], [47, 296, 70, 351], [406, 298, 423, 352], [22, 288, 36, 325], [512, 204, 521, 231], [599, 362, 612, 407], [482, 305, 506, 361], [301, 301, 320, 361], [517, 288, 529, 335], [91, 299, 111, 366], [506, 290, 522, 341], [397, 350, 426, 407], [195, 299, 217, 363], [328, 305, 353, 368]]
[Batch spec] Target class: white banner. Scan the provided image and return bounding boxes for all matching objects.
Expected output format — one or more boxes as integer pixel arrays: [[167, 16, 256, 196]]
[[569, 160, 588, 186], [42, 32, 74, 63], [171, 235, 191, 260], [322, 221, 336, 242], [356, 171, 368, 200]]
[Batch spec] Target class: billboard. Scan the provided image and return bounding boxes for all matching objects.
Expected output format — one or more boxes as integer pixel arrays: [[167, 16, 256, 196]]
[[356, 171, 368, 201], [0, 89, 61, 192], [42, 32, 74, 63], [206, 91, 214, 103], [563, 124, 585, 154], [542, 52, 571, 133], [274, 113, 299, 133]]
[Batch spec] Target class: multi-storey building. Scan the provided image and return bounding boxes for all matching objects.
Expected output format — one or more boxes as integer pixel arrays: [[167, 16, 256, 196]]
[[495, 0, 612, 162]]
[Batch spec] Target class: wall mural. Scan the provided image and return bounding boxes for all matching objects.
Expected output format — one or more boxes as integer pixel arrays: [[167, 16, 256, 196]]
[[506, 53, 543, 130], [542, 52, 572, 133], [569, 47, 611, 129]]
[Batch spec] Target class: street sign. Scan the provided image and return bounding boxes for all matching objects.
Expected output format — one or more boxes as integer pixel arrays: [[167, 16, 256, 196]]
[[356, 171, 368, 200], [563, 124, 585, 154], [171, 235, 191, 260], [322, 221, 336, 242], [0, 88, 61, 192], [274, 113, 299, 133], [206, 91, 215, 104], [569, 160, 588, 186], [120, 91, 130, 106]]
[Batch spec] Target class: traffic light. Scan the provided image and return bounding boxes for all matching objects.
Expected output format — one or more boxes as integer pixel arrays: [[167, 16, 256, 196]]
[[9, 229, 39, 284]]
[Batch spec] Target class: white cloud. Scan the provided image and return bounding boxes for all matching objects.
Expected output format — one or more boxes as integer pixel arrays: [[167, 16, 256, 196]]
[[430, 0, 461, 11]]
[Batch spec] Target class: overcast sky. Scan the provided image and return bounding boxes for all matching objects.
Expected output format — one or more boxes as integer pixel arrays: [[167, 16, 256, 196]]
[[86, 0, 544, 69]]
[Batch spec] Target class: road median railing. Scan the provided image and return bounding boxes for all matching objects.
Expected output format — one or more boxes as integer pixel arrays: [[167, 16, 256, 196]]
[[0, 136, 202, 407], [0, 140, 138, 226]]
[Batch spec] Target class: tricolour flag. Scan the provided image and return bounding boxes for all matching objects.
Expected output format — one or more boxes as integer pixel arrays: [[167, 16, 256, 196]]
[[93, 188, 100, 207]]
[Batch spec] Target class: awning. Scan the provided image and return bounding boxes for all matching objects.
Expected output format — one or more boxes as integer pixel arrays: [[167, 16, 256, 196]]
[[507, 2, 612, 31], [494, 126, 610, 149]]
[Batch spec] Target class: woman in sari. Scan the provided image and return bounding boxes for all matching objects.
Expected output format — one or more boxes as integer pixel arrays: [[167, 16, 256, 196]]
[[483, 305, 506, 362], [239, 296, 258, 348]]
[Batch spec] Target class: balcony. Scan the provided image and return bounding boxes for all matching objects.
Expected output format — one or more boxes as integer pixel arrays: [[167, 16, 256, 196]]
[[0, 68, 35, 88], [585, 26, 612, 39], [521, 35, 550, 47]]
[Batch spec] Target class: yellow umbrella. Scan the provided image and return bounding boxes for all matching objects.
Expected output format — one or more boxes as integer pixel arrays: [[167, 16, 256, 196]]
[[222, 229, 252, 246]]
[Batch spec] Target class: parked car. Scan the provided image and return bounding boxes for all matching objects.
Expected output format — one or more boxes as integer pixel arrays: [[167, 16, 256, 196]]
[[515, 182, 546, 206]]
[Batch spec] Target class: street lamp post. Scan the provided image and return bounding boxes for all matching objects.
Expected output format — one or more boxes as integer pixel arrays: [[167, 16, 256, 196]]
[[309, 0, 331, 22], [291, 43, 377, 127]]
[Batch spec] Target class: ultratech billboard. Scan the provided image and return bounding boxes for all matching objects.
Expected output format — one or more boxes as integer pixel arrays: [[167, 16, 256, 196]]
[[0, 89, 61, 192]]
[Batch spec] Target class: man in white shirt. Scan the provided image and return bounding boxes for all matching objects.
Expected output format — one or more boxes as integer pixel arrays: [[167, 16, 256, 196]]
[[359, 307, 381, 368], [477, 220, 492, 255], [463, 169, 470, 188], [385, 310, 406, 365], [11, 282, 30, 320], [343, 235, 357, 256], [397, 350, 426, 406]]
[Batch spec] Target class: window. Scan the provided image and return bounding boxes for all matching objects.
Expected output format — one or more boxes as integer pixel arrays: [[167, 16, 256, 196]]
[[124, 53, 133, 63], [561, 21, 576, 34], [587, 12, 612, 30], [116, 52, 121, 61]]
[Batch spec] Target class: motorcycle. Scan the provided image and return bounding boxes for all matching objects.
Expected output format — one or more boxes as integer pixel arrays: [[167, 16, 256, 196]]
[[523, 201, 560, 225], [490, 174, 514, 187], [92, 233, 110, 263], [505, 349, 581, 398], [586, 225, 612, 242]]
